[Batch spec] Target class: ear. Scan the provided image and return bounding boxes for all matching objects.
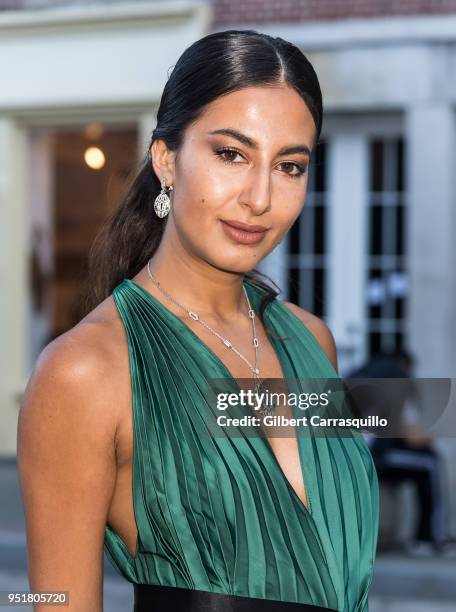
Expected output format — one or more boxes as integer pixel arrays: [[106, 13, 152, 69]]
[[150, 139, 176, 187]]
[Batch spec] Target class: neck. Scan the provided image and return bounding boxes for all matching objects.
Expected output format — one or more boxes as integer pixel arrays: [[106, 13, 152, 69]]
[[141, 247, 251, 323]]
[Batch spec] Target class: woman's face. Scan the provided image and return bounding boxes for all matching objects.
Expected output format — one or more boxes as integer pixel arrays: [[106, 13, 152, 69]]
[[154, 84, 317, 273]]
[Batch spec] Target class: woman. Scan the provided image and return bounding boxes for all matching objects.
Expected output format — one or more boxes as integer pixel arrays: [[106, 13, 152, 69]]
[[17, 30, 379, 612]]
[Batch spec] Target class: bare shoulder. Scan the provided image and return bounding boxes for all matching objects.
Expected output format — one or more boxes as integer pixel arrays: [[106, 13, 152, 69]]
[[21, 295, 128, 436], [281, 301, 339, 373]]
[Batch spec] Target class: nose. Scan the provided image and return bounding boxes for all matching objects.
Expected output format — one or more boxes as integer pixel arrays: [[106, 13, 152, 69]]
[[238, 163, 272, 215]]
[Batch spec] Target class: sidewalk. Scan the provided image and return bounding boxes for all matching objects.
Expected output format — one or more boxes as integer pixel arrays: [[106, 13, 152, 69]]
[[369, 552, 456, 610]]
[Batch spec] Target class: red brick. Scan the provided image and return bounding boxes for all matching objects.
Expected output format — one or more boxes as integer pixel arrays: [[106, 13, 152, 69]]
[[212, 0, 456, 25]]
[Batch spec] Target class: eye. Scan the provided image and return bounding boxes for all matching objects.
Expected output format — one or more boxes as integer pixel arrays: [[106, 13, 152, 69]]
[[277, 161, 308, 179], [214, 147, 246, 165], [214, 147, 308, 179]]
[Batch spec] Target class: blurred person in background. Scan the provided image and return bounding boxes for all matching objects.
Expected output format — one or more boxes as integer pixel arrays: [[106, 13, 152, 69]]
[[349, 349, 456, 557]]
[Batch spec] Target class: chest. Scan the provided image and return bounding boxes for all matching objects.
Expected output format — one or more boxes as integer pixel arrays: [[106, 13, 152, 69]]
[[114, 330, 310, 512]]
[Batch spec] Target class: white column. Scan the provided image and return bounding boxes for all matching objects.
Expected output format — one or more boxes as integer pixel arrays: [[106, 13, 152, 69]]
[[326, 132, 369, 374], [27, 130, 55, 371], [138, 110, 158, 161], [0, 117, 28, 456], [405, 105, 456, 377]]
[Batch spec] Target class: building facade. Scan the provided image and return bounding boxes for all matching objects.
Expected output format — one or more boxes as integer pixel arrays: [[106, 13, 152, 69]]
[[1, 1, 455, 480]]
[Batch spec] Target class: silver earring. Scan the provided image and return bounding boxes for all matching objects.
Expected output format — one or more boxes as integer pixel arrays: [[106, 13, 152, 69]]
[[154, 176, 174, 218]]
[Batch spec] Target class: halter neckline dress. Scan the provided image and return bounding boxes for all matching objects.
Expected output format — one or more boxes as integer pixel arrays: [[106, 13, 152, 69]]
[[104, 277, 379, 612]]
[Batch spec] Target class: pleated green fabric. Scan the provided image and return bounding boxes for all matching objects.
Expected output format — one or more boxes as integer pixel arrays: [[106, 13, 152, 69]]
[[104, 277, 379, 612]]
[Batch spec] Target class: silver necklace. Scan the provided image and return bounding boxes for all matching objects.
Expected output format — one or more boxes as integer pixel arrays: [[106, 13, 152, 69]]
[[146, 259, 275, 417]]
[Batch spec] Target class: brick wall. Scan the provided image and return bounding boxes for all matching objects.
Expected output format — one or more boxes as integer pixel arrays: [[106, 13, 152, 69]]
[[212, 0, 456, 25], [2, 0, 456, 22]]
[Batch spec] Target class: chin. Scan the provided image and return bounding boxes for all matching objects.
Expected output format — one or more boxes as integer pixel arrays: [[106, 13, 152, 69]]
[[210, 258, 259, 275]]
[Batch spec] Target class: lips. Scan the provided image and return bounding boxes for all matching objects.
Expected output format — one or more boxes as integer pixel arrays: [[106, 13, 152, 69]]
[[220, 219, 269, 245], [222, 219, 269, 232]]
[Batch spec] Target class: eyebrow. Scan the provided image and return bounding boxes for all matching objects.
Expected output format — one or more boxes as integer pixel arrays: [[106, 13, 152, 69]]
[[208, 128, 311, 157]]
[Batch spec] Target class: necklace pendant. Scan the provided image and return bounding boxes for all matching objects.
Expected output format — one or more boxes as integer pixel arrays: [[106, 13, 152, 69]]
[[188, 311, 199, 320], [223, 339, 232, 348], [259, 402, 275, 418], [258, 393, 276, 417], [255, 379, 277, 417]]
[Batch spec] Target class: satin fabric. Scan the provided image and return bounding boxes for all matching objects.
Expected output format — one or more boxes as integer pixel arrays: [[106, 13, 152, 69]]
[[104, 278, 379, 612]]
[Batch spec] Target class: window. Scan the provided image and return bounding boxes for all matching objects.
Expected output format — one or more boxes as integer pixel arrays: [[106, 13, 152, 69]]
[[366, 138, 408, 355], [287, 141, 328, 318]]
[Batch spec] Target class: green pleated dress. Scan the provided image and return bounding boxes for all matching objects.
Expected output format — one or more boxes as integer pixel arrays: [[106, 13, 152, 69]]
[[104, 277, 379, 612]]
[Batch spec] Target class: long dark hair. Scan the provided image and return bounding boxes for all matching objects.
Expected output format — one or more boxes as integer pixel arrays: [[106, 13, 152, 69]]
[[79, 29, 323, 337]]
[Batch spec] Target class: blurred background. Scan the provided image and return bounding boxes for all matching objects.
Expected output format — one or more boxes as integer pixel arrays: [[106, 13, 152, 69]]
[[0, 0, 455, 610]]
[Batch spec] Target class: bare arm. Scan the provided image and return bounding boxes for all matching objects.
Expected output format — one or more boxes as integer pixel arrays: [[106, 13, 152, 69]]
[[17, 331, 119, 611]]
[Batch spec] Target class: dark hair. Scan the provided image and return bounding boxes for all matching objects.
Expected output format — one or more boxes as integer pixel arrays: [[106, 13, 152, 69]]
[[79, 29, 323, 337]]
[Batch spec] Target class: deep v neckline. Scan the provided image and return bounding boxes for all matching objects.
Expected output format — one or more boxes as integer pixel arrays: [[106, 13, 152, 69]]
[[124, 277, 314, 519]]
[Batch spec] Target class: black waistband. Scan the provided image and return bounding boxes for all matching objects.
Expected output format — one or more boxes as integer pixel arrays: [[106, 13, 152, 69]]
[[133, 583, 337, 611]]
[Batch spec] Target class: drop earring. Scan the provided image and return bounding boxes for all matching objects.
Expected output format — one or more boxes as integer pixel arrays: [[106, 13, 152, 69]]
[[154, 176, 174, 218]]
